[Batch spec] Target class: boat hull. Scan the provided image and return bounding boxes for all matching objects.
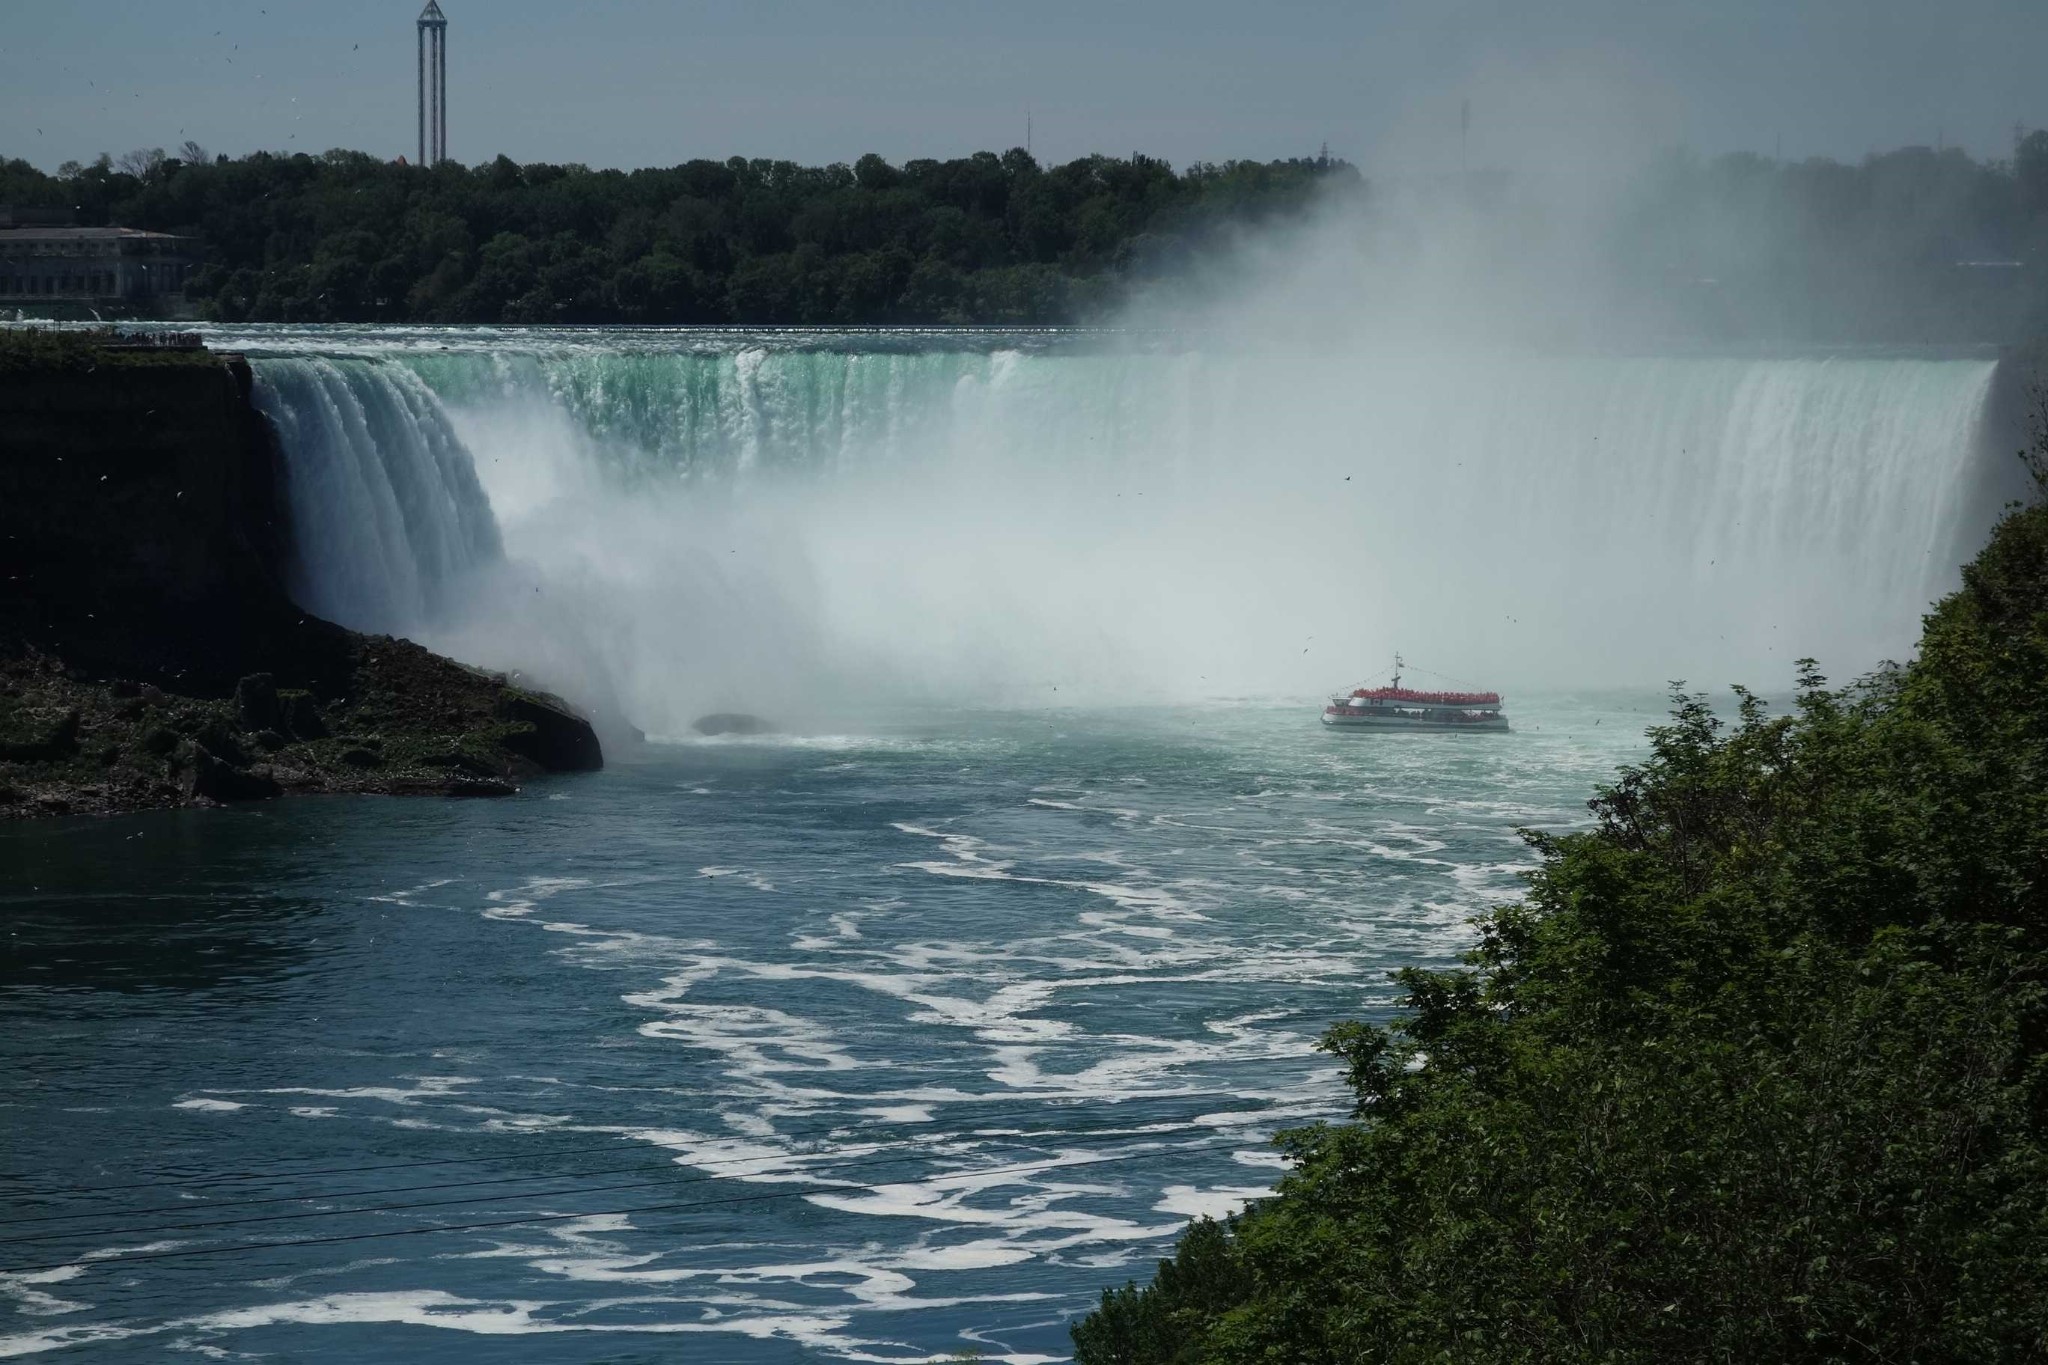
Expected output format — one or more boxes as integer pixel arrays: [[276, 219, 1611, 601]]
[[1321, 713, 1510, 733]]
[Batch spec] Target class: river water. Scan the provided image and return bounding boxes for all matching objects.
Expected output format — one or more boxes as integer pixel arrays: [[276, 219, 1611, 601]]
[[0, 325, 2004, 1360], [4, 699, 1653, 1362]]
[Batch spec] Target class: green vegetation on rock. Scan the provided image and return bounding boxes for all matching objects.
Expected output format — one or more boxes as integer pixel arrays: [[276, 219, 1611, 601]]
[[0, 634, 601, 818], [0, 327, 218, 371], [1075, 441, 2048, 1360]]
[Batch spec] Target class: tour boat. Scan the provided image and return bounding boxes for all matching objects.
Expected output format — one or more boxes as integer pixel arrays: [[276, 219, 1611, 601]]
[[1322, 656, 1509, 733]]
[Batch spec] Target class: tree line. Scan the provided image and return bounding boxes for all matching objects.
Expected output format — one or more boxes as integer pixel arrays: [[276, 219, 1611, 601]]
[[5, 134, 2048, 334], [0, 146, 1355, 325], [1605, 135, 2048, 342]]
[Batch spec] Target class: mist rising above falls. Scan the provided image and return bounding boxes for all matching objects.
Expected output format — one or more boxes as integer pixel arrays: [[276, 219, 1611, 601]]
[[248, 334, 1998, 736]]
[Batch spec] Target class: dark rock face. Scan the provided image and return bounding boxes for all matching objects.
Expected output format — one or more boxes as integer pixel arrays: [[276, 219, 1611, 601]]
[[0, 336, 603, 818], [504, 692, 607, 770], [280, 690, 328, 740], [0, 350, 284, 686], [187, 745, 283, 802], [234, 672, 280, 730], [692, 712, 776, 736], [0, 629, 608, 817]]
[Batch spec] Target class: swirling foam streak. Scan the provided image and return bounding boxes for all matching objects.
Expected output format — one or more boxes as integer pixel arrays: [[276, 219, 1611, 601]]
[[0, 1268, 88, 1319], [799, 1146, 1195, 1254], [625, 978, 868, 1075], [893, 822, 1212, 925], [627, 949, 1341, 1104], [1152, 1184, 1276, 1219], [0, 1292, 905, 1362]]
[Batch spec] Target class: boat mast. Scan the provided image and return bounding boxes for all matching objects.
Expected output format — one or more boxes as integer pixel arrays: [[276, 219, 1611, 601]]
[[1392, 653, 1403, 690]]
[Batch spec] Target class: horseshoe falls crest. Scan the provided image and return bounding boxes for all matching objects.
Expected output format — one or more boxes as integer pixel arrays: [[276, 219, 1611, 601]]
[[246, 331, 2000, 735]]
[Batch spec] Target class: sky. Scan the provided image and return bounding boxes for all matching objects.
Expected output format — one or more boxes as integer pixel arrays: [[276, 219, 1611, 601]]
[[1, 0, 2043, 176]]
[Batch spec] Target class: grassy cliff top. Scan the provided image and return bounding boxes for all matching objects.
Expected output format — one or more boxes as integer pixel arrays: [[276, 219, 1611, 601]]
[[0, 327, 222, 372]]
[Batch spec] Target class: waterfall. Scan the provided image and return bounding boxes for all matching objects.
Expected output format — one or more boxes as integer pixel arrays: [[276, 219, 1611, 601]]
[[245, 334, 2001, 730], [251, 357, 502, 635]]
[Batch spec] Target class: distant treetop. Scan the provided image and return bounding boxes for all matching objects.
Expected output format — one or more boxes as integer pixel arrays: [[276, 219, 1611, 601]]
[[0, 146, 1358, 326]]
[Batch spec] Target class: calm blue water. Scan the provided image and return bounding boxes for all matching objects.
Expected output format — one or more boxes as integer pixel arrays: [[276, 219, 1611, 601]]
[[1, 698, 1655, 1361]]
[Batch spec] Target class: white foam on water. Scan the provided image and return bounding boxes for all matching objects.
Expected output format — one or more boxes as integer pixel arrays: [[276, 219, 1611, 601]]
[[1151, 1184, 1274, 1219], [366, 876, 461, 908], [627, 976, 869, 1076], [698, 867, 778, 892], [482, 876, 595, 921], [76, 1241, 186, 1262], [171, 1098, 246, 1113], [172, 1289, 903, 1359], [0, 1268, 88, 1319], [0, 1277, 1068, 1365], [247, 1076, 481, 1107], [251, 1258, 402, 1292], [1231, 1150, 1294, 1170], [862, 1105, 936, 1124]]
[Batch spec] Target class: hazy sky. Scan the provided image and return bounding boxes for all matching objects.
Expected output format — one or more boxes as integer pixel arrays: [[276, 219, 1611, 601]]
[[2, 0, 2043, 175]]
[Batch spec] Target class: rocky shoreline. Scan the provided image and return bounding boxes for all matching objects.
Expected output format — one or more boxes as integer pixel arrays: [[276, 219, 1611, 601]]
[[0, 328, 601, 818], [0, 634, 601, 819]]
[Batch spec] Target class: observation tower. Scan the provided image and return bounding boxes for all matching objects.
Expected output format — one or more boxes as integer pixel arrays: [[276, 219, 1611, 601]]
[[417, 1, 448, 166]]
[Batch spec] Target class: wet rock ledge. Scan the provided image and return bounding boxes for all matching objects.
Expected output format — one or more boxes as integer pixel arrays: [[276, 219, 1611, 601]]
[[0, 328, 600, 819]]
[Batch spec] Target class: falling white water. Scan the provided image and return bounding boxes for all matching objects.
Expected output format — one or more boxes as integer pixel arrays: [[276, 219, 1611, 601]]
[[252, 357, 501, 633], [243, 332, 1999, 736]]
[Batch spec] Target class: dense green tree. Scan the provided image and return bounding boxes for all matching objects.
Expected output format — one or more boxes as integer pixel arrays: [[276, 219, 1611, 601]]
[[0, 145, 1352, 324], [1075, 436, 2048, 1362]]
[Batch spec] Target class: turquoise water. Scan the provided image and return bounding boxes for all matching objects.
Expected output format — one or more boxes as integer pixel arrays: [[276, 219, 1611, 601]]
[[1, 697, 1655, 1362]]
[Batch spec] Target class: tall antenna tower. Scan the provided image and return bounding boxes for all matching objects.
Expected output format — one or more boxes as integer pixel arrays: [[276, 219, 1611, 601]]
[[418, 1, 448, 166]]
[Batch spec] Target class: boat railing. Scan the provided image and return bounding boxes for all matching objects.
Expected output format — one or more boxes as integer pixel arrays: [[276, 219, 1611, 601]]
[[1346, 688, 1503, 706]]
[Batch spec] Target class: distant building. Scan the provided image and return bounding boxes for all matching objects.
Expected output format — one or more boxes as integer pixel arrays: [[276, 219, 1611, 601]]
[[0, 208, 196, 304]]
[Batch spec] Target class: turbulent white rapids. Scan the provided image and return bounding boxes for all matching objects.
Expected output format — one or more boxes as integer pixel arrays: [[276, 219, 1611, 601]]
[[243, 329, 2000, 734]]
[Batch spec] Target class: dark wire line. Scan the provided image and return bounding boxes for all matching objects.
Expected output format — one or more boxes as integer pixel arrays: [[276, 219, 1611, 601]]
[[12, 1084, 1044, 1194], [6, 1088, 1318, 1199], [0, 1143, 1239, 1277], [0, 1142, 893, 1232], [0, 1100, 1337, 1233], [0, 1113, 1293, 1249], [9, 1137, 663, 1196]]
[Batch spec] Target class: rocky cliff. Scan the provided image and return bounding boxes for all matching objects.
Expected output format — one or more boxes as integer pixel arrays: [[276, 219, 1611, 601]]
[[0, 330, 601, 818]]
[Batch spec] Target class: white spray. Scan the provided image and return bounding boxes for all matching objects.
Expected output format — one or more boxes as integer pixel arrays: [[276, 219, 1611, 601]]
[[248, 328, 1995, 738]]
